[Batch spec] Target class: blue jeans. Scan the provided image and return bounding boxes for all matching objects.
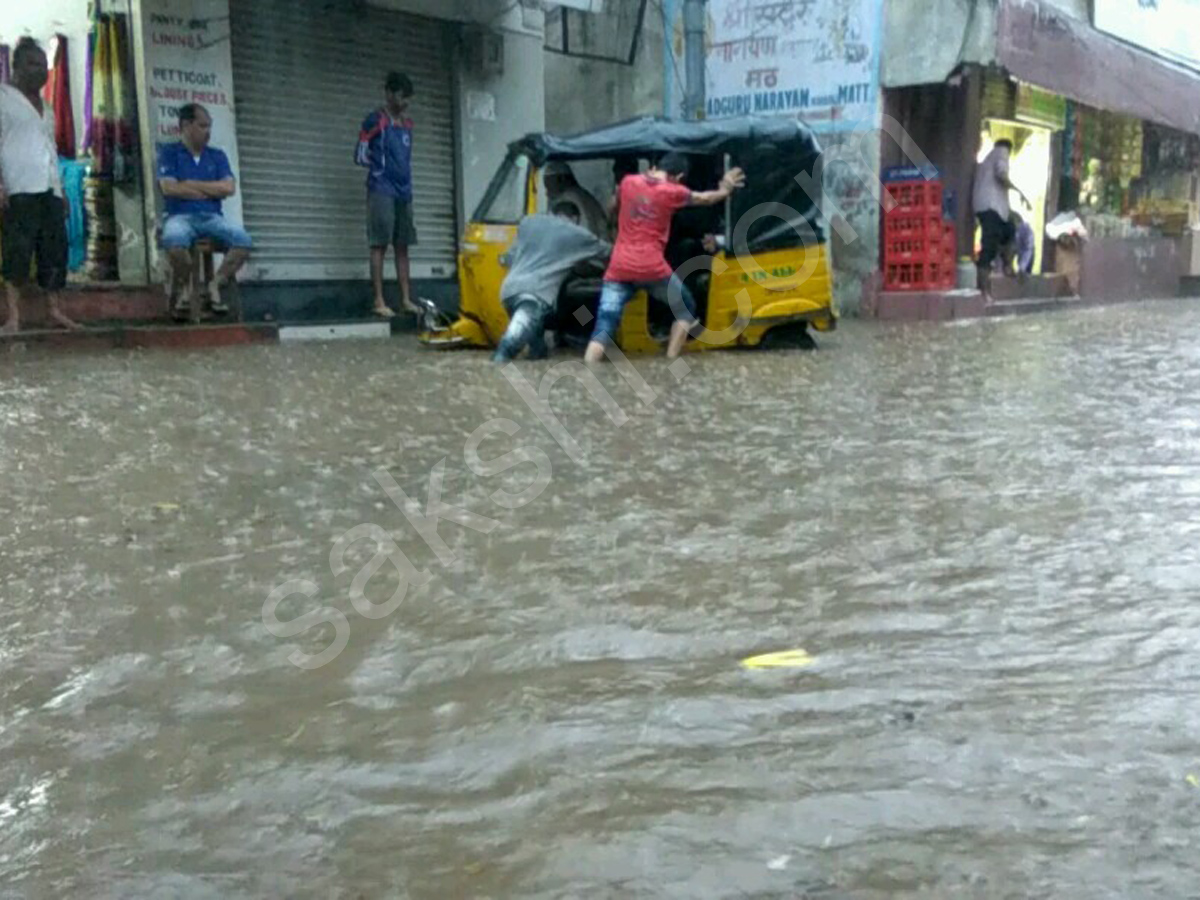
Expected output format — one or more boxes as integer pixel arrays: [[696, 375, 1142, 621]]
[[589, 274, 699, 346], [162, 213, 253, 250], [493, 296, 550, 362]]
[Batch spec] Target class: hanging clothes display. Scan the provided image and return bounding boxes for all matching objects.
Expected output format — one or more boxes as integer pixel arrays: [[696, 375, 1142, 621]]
[[59, 159, 88, 272], [88, 15, 137, 183], [83, 6, 97, 151], [43, 34, 76, 159], [84, 13, 138, 281], [83, 174, 118, 281]]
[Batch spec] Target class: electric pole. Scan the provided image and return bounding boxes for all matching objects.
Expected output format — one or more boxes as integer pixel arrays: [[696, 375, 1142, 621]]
[[682, 0, 706, 120]]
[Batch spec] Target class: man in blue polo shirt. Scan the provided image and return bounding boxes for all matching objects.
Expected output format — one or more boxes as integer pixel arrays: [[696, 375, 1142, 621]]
[[157, 103, 252, 318], [356, 71, 420, 319]]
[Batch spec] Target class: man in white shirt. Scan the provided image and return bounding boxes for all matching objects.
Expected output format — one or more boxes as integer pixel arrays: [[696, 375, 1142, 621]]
[[0, 38, 78, 333], [973, 138, 1031, 300]]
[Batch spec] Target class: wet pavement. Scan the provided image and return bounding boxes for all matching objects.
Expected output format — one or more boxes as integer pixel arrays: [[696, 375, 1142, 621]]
[[3, 301, 1200, 898]]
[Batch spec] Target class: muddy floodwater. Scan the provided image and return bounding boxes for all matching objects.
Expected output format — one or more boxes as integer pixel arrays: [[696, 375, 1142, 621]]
[[3, 302, 1200, 899]]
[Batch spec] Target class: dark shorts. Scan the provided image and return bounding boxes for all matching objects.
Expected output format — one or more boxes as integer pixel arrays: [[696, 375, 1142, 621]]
[[977, 210, 1016, 268], [367, 193, 418, 248], [2, 192, 68, 290]]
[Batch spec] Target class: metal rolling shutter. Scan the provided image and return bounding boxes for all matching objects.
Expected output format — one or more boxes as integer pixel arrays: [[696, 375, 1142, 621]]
[[230, 0, 457, 281]]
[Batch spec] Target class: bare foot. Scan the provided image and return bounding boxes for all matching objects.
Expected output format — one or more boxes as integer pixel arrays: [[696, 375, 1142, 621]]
[[403, 299, 424, 316], [373, 304, 396, 319], [49, 309, 83, 331]]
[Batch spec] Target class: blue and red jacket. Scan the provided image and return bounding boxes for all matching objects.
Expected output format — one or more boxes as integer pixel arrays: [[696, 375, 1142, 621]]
[[355, 109, 414, 201]]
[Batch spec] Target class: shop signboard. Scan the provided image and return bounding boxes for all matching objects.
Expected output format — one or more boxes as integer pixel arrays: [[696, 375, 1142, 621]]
[[704, 0, 884, 131], [1015, 83, 1067, 131], [1093, 0, 1200, 73]]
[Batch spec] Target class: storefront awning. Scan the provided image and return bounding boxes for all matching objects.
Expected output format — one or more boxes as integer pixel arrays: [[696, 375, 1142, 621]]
[[997, 0, 1200, 136]]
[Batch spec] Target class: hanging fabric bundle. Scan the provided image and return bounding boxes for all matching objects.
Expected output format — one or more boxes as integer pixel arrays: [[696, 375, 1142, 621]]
[[43, 34, 77, 159], [90, 14, 115, 174], [85, 13, 124, 280], [89, 15, 138, 182], [83, 13, 97, 152], [59, 159, 88, 272], [110, 15, 139, 183]]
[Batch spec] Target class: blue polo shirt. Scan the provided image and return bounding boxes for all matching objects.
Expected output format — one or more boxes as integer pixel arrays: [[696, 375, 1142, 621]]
[[157, 142, 233, 216], [355, 110, 413, 201]]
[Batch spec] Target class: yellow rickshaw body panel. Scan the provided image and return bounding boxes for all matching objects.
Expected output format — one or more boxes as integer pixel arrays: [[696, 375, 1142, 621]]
[[421, 233, 837, 353]]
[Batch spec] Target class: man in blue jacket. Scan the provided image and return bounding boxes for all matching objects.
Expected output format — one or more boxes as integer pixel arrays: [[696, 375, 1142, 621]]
[[356, 72, 419, 319]]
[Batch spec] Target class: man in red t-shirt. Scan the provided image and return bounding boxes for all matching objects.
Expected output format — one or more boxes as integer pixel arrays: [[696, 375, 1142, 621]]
[[584, 153, 745, 362]]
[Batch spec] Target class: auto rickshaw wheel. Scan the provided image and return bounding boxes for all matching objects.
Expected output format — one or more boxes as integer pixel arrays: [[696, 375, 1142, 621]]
[[761, 322, 817, 351]]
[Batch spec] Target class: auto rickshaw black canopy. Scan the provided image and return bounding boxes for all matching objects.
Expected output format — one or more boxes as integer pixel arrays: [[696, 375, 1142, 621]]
[[504, 116, 830, 253], [513, 115, 824, 166]]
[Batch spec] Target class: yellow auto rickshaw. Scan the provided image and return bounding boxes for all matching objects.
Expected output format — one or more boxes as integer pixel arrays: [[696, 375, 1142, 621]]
[[419, 116, 836, 354]]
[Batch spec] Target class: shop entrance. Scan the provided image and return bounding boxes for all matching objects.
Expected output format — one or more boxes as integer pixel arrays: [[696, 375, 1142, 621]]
[[978, 119, 1054, 274], [229, 0, 459, 283]]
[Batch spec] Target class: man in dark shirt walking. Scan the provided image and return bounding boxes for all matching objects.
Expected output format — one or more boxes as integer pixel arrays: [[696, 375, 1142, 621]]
[[356, 72, 419, 319]]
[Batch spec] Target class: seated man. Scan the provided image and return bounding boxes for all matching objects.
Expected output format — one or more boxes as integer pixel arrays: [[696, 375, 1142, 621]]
[[493, 203, 610, 363], [157, 103, 252, 317]]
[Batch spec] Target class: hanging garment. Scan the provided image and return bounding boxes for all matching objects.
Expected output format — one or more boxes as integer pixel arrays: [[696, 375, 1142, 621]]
[[83, 25, 95, 150], [89, 15, 137, 181], [59, 159, 88, 272], [89, 15, 113, 172], [43, 35, 76, 159]]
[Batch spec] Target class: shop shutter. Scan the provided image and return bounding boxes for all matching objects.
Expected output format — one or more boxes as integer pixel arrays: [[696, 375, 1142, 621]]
[[229, 0, 457, 281]]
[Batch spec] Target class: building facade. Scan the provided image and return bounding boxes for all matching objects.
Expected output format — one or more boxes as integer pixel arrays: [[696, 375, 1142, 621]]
[[9, 0, 1200, 319], [882, 0, 1200, 304], [549, 0, 1200, 313], [131, 0, 547, 318], [4, 0, 549, 317]]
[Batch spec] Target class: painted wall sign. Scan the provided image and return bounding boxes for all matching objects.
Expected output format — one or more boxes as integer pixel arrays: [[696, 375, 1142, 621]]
[[1093, 0, 1200, 73], [704, 0, 883, 131]]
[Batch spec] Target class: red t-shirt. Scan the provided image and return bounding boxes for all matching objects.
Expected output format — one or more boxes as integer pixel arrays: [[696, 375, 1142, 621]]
[[604, 174, 693, 282]]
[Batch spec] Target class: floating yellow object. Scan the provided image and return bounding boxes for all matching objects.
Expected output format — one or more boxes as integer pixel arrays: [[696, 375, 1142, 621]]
[[741, 649, 815, 669], [153, 502, 181, 512], [1187, 774, 1199, 789]]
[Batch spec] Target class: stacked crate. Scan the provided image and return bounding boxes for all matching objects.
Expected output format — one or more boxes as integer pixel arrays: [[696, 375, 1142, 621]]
[[883, 174, 956, 291]]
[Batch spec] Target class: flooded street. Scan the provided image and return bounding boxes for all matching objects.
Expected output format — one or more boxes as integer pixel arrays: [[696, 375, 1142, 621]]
[[4, 301, 1200, 898]]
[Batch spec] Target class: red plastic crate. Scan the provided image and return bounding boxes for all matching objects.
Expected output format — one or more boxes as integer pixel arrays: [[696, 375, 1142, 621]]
[[884, 212, 945, 241], [884, 260, 949, 292], [886, 235, 940, 264], [884, 214, 948, 265], [885, 179, 944, 216]]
